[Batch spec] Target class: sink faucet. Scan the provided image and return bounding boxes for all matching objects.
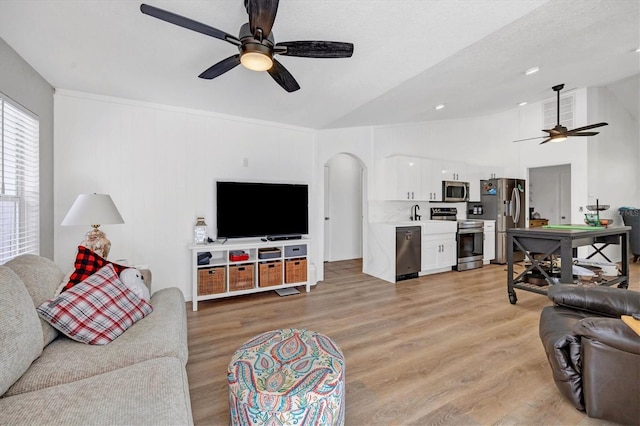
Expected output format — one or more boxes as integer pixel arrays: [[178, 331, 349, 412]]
[[411, 204, 421, 221]]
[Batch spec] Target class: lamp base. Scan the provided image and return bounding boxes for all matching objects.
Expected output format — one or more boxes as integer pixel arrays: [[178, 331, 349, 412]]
[[81, 227, 111, 258]]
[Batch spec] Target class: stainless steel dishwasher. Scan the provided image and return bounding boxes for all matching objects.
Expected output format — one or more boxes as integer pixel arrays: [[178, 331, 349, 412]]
[[396, 226, 421, 281]]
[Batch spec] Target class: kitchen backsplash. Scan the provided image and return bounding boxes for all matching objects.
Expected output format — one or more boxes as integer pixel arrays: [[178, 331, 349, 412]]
[[369, 201, 467, 222]]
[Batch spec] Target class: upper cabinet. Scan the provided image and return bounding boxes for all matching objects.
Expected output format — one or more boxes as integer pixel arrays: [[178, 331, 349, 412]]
[[384, 156, 423, 200], [422, 158, 442, 202], [383, 156, 504, 202], [439, 160, 467, 182]]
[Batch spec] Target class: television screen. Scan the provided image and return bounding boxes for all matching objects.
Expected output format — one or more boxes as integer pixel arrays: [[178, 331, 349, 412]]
[[216, 181, 309, 239]]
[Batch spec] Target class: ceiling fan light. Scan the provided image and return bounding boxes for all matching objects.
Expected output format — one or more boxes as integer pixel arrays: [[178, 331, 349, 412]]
[[551, 134, 567, 143], [241, 51, 273, 71]]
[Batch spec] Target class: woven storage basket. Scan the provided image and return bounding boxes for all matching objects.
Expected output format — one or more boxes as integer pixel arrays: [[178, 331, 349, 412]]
[[229, 264, 255, 291], [259, 261, 283, 287], [198, 266, 225, 295], [285, 258, 307, 283]]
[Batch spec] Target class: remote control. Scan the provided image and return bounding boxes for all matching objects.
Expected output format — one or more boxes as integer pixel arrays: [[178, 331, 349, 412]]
[[632, 313, 640, 321]]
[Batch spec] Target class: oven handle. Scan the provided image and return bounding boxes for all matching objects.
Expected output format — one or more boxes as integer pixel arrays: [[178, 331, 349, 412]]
[[457, 228, 484, 234]]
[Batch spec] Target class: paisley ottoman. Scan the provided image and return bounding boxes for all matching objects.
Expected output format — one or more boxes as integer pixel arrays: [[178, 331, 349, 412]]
[[228, 328, 345, 426]]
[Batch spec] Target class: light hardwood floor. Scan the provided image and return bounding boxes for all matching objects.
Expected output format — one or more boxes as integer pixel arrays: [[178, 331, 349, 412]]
[[186, 259, 640, 425]]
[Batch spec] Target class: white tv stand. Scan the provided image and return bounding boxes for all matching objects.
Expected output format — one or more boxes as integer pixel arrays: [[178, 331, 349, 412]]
[[189, 237, 311, 311]]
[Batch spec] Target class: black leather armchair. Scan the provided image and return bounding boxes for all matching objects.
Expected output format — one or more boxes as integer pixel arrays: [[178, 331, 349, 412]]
[[539, 284, 640, 425]]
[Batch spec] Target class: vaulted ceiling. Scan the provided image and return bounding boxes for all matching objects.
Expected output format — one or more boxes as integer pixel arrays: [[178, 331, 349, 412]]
[[1, 0, 638, 129]]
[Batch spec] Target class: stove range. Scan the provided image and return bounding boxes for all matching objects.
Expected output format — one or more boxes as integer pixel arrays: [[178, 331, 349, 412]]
[[431, 207, 484, 271]]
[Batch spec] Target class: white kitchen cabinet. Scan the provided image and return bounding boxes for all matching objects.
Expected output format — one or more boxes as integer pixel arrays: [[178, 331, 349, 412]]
[[480, 166, 504, 180], [468, 164, 506, 201], [422, 158, 442, 202], [440, 160, 467, 182], [483, 220, 496, 265], [420, 232, 456, 274], [384, 155, 423, 200]]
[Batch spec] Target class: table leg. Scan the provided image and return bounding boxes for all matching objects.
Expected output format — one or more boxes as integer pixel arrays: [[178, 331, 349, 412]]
[[560, 237, 573, 283], [620, 232, 629, 288], [507, 234, 516, 304]]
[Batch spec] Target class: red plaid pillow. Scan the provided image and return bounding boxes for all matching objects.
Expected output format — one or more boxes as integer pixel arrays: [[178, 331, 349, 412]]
[[65, 246, 127, 290], [37, 264, 153, 345]]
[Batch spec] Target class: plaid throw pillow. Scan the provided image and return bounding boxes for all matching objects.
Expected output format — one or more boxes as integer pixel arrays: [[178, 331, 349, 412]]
[[65, 246, 127, 290], [37, 264, 153, 345]]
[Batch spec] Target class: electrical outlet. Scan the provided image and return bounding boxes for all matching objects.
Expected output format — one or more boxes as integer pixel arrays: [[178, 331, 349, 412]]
[[579, 206, 583, 212], [242, 158, 248, 167]]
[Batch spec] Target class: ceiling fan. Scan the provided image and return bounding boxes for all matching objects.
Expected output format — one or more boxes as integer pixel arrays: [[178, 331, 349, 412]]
[[140, 0, 354, 93], [513, 84, 608, 144]]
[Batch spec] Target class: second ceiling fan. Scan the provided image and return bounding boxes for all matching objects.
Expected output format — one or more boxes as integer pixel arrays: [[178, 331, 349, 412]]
[[514, 84, 608, 144], [140, 0, 354, 92]]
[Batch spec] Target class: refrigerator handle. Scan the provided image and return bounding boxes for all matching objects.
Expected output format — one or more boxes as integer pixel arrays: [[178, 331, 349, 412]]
[[510, 187, 520, 224], [513, 187, 521, 225]]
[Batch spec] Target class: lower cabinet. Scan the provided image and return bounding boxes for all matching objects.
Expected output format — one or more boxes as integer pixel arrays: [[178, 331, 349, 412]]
[[483, 221, 496, 264], [190, 239, 311, 311], [421, 234, 456, 274]]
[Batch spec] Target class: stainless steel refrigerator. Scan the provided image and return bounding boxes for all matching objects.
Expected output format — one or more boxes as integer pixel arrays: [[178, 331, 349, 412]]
[[477, 178, 526, 264]]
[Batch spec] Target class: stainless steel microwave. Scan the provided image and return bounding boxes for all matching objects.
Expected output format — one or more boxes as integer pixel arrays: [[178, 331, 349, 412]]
[[442, 181, 469, 202]]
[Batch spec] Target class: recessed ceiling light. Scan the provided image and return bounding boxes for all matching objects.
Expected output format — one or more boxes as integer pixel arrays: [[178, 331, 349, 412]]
[[525, 66, 540, 75], [435, 104, 445, 110], [518, 101, 528, 107], [635, 47, 640, 53]]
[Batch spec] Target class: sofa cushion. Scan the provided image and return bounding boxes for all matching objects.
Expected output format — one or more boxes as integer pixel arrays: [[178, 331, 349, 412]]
[[65, 246, 127, 290], [5, 287, 187, 396], [0, 266, 43, 395], [37, 264, 153, 345], [0, 357, 193, 426], [5, 254, 65, 346]]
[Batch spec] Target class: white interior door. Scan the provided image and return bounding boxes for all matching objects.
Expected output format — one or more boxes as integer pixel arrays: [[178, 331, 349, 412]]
[[324, 166, 331, 261]]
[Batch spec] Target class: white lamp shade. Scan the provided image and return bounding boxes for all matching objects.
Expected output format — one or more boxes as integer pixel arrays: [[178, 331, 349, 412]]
[[61, 194, 124, 226]]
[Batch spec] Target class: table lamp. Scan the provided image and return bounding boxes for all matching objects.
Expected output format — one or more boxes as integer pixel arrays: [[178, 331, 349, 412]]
[[61, 193, 124, 258]]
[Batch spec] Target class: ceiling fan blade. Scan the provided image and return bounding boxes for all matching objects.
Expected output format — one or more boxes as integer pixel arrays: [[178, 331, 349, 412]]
[[245, 0, 279, 39], [267, 59, 300, 92], [539, 138, 552, 145], [567, 132, 599, 137], [198, 55, 241, 80], [513, 136, 546, 143], [140, 4, 240, 46], [275, 41, 354, 58], [568, 122, 608, 133]]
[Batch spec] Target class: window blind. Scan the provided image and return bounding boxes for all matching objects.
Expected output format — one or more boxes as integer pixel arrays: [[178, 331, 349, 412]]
[[0, 94, 39, 264]]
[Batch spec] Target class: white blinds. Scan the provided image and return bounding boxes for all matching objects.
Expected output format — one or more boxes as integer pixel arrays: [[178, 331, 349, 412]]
[[0, 94, 39, 264]]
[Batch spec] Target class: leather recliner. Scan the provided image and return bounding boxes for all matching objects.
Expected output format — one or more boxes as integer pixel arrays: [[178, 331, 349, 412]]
[[539, 284, 640, 425]]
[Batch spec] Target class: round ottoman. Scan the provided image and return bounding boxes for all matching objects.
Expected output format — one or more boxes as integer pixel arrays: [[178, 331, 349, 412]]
[[228, 328, 345, 426]]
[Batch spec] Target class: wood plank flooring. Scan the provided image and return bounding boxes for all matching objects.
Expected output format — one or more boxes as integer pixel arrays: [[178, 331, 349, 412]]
[[186, 259, 640, 425]]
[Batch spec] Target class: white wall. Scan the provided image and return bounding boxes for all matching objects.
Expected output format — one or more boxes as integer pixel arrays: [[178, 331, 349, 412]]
[[53, 82, 638, 293], [54, 90, 315, 300], [0, 37, 55, 258], [587, 86, 640, 218]]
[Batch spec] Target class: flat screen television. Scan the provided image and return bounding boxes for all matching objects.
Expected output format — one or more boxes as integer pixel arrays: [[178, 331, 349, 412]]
[[216, 181, 309, 239]]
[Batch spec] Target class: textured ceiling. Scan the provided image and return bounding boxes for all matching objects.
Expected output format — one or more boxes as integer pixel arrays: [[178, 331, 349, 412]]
[[1, 0, 638, 129]]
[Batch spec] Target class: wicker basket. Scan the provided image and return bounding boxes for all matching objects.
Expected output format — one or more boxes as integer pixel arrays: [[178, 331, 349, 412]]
[[285, 258, 307, 283], [229, 264, 255, 291], [259, 261, 283, 287], [198, 266, 225, 295]]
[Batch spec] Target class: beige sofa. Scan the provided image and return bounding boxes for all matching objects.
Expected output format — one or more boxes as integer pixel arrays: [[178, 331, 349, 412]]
[[0, 254, 193, 425]]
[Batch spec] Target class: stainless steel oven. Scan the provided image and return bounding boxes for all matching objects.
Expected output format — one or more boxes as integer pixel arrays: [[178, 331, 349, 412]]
[[456, 220, 484, 271], [431, 207, 484, 271]]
